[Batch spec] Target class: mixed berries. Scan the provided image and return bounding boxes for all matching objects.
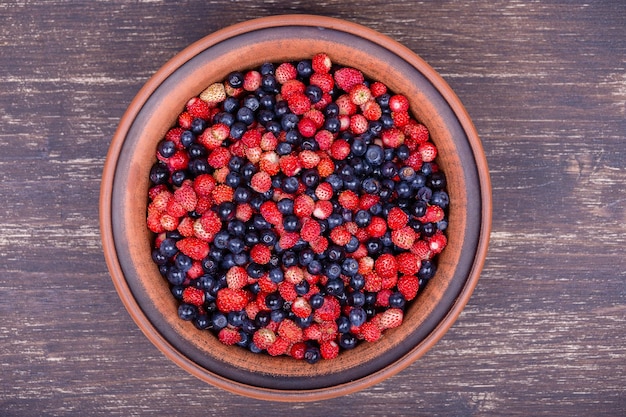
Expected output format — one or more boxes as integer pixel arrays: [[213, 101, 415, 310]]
[[146, 53, 450, 363]]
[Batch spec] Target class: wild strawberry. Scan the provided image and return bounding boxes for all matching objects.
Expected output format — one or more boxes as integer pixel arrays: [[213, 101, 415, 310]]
[[174, 183, 197, 212], [320, 340, 340, 360], [370, 81, 388, 97], [199, 82, 226, 104], [303, 323, 322, 341], [377, 308, 404, 330], [313, 92, 333, 110], [287, 92, 311, 115], [250, 244, 272, 265], [165, 127, 184, 149], [358, 256, 375, 275], [280, 79, 306, 98], [226, 265, 248, 289], [253, 328, 277, 350], [318, 320, 339, 342], [404, 121, 430, 145], [267, 337, 290, 356], [279, 154, 301, 177], [244, 146, 262, 164], [396, 252, 422, 275], [398, 274, 420, 300], [329, 139, 351, 160], [349, 83, 372, 106], [337, 189, 359, 210], [360, 321, 382, 342], [303, 108, 325, 128], [312, 52, 332, 73], [176, 237, 209, 261], [250, 171, 272, 193], [211, 184, 234, 205], [193, 216, 218, 241], [241, 129, 261, 148], [186, 97, 211, 119], [177, 216, 195, 237], [258, 151, 280, 175], [186, 261, 204, 279], [292, 297, 312, 319], [198, 125, 226, 150], [275, 62, 297, 84], [375, 288, 392, 307], [361, 100, 382, 121], [298, 150, 320, 169], [391, 226, 417, 250], [297, 117, 317, 137], [418, 141, 437, 162], [309, 72, 334, 93], [349, 114, 369, 135], [166, 198, 187, 218], [207, 147, 231, 168], [381, 127, 405, 148], [428, 232, 447, 254], [422, 204, 445, 223], [366, 216, 388, 238], [166, 150, 189, 172], [293, 194, 315, 217], [194, 196, 212, 215], [278, 232, 299, 250], [315, 182, 334, 201], [311, 201, 332, 221], [316, 155, 335, 176], [182, 286, 204, 306], [314, 296, 341, 322], [330, 225, 351, 246], [389, 94, 410, 112], [381, 273, 398, 290], [216, 287, 248, 312], [405, 151, 424, 171], [218, 327, 242, 346], [392, 110, 410, 128], [243, 70, 262, 91], [193, 174, 216, 197], [244, 301, 260, 320], [375, 253, 398, 278], [334, 66, 364, 92], [334, 94, 357, 115], [260, 201, 283, 225], [235, 203, 253, 222], [358, 194, 379, 210], [260, 131, 278, 151], [290, 342, 307, 360], [387, 207, 409, 230]]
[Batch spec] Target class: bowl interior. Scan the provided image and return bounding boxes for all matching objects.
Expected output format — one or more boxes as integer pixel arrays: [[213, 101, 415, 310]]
[[102, 16, 489, 401]]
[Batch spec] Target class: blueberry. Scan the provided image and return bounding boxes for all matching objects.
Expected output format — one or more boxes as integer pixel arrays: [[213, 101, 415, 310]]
[[298, 248, 315, 266], [418, 260, 437, 280], [431, 191, 449, 208], [149, 163, 169, 185], [396, 181, 413, 199], [341, 258, 359, 276], [417, 186, 433, 202], [157, 140, 176, 158], [228, 310, 246, 327], [281, 113, 299, 130], [366, 239, 382, 256], [265, 293, 284, 310], [295, 314, 314, 329], [234, 186, 251, 203], [305, 84, 323, 103], [271, 309, 287, 323], [376, 93, 390, 108], [309, 293, 325, 310], [262, 75, 278, 92], [255, 311, 271, 328], [180, 130, 195, 147], [297, 59, 313, 78], [380, 113, 394, 129], [327, 245, 345, 262], [227, 71, 244, 88], [211, 312, 228, 330], [339, 333, 357, 350], [324, 102, 339, 117], [170, 285, 184, 300], [259, 93, 276, 109], [243, 95, 260, 111], [422, 222, 436, 237], [304, 345, 321, 364], [213, 231, 230, 250], [282, 176, 299, 193], [268, 267, 284, 283], [191, 118, 206, 134], [429, 171, 447, 190], [421, 162, 434, 176], [354, 210, 372, 227], [196, 274, 215, 292], [247, 262, 265, 279], [361, 177, 380, 194], [325, 277, 344, 295], [178, 304, 197, 321], [277, 198, 294, 215], [326, 174, 343, 192], [223, 96, 239, 113], [276, 141, 292, 155], [389, 292, 406, 309], [170, 170, 187, 187], [307, 260, 323, 275], [159, 238, 178, 257], [302, 169, 320, 188], [228, 237, 245, 254], [230, 121, 247, 139], [349, 307, 367, 327], [295, 280, 310, 296], [227, 220, 246, 237], [282, 250, 298, 268], [345, 236, 360, 253], [381, 161, 398, 178], [324, 117, 340, 133], [327, 213, 344, 229], [260, 229, 277, 246], [225, 171, 241, 188], [337, 316, 351, 333], [193, 314, 210, 330], [175, 253, 193, 272]]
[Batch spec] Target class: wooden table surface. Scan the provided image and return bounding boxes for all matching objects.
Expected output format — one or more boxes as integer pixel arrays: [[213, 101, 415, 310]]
[[1, 1, 624, 415]]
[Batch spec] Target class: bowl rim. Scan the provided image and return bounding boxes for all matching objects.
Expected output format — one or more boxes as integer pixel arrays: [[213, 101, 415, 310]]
[[100, 14, 492, 401]]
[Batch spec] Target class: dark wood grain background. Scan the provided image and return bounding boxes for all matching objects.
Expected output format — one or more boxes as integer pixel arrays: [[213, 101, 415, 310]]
[[1, 1, 624, 415]]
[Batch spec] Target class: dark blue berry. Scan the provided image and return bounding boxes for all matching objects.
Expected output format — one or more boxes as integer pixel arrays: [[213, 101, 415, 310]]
[[418, 260, 436, 280], [277, 198, 294, 215], [276, 141, 292, 155], [247, 262, 265, 279], [170, 170, 187, 187], [265, 293, 284, 310], [296, 59, 313, 78], [389, 292, 406, 309], [230, 121, 247, 139], [226, 71, 244, 88], [354, 210, 371, 227], [159, 238, 178, 257], [305, 84, 323, 103], [339, 333, 357, 350], [304, 345, 321, 364], [157, 140, 176, 158], [349, 307, 367, 327], [341, 258, 359, 276], [178, 304, 197, 321], [295, 280, 310, 296], [282, 176, 299, 193], [325, 277, 344, 294], [171, 285, 184, 300], [309, 293, 325, 310], [211, 312, 228, 330], [365, 144, 385, 165], [307, 259, 323, 275], [180, 130, 195, 147], [149, 163, 169, 185], [175, 253, 193, 272]]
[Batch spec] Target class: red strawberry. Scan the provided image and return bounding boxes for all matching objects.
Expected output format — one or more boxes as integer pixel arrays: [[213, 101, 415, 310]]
[[250, 244, 272, 265], [280, 79, 306, 98], [418, 141, 438, 162], [235, 203, 253, 222], [369, 81, 388, 97], [349, 114, 369, 135], [279, 154, 301, 177], [375, 253, 398, 278], [186, 97, 211, 119], [391, 226, 417, 250], [316, 154, 335, 175], [366, 216, 388, 238], [150, 189, 171, 212], [381, 127, 405, 148], [320, 340, 340, 360], [377, 308, 404, 330], [259, 151, 280, 175], [329, 139, 351, 160], [260, 201, 283, 225], [177, 216, 195, 237], [243, 70, 262, 91], [207, 147, 231, 168], [218, 327, 242, 346], [312, 201, 333, 221], [293, 194, 315, 217], [405, 151, 424, 171], [315, 182, 334, 201], [176, 237, 209, 260], [334, 94, 357, 115], [313, 296, 341, 322], [245, 146, 262, 164], [338, 189, 359, 210], [253, 328, 277, 350], [267, 336, 290, 356], [182, 286, 205, 306], [165, 127, 184, 149], [275, 62, 298, 84], [166, 150, 189, 172], [358, 194, 380, 210], [300, 218, 322, 242], [361, 100, 382, 121], [334, 67, 364, 92], [174, 183, 197, 212], [193, 174, 216, 197], [329, 225, 351, 246], [428, 231, 447, 254], [216, 287, 248, 312], [278, 281, 298, 302], [303, 108, 325, 128], [396, 252, 422, 275], [241, 129, 262, 148], [166, 198, 187, 218], [303, 323, 322, 341], [287, 92, 311, 115], [392, 110, 410, 128], [360, 321, 382, 342], [358, 256, 375, 275], [314, 130, 335, 151], [297, 117, 317, 138], [211, 184, 234, 205], [397, 274, 420, 300], [422, 204, 445, 223], [309, 235, 329, 254], [309, 72, 334, 93], [349, 83, 372, 106], [389, 94, 410, 112], [292, 297, 312, 319], [298, 150, 320, 169], [177, 111, 193, 129], [278, 232, 299, 250], [250, 171, 272, 193], [290, 342, 307, 360], [278, 319, 304, 343], [260, 131, 278, 151], [404, 121, 430, 145], [375, 288, 392, 307], [387, 207, 409, 230], [411, 239, 433, 260], [312, 52, 332, 73]]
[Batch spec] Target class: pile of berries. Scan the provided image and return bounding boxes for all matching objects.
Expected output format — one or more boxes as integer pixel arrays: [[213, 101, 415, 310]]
[[146, 53, 450, 363]]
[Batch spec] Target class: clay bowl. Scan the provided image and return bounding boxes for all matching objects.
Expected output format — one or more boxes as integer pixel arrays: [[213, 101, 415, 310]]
[[100, 15, 491, 401]]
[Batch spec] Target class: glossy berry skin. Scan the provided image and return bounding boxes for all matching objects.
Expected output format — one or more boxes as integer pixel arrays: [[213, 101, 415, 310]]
[[147, 55, 449, 363]]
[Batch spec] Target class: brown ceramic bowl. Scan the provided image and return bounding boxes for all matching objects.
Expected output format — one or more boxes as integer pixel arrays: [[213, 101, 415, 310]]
[[100, 15, 491, 401]]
